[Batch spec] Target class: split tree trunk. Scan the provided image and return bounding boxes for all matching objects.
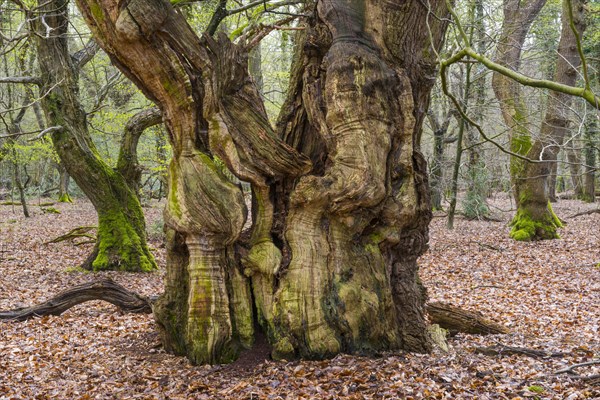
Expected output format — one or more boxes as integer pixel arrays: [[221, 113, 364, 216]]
[[75, 0, 449, 364], [33, 0, 156, 272]]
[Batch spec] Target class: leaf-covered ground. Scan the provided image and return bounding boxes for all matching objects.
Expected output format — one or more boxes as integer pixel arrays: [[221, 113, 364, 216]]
[[0, 197, 598, 399]]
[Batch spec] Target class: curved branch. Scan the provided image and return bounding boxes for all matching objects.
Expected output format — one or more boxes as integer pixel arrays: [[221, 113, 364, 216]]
[[0, 279, 153, 321]]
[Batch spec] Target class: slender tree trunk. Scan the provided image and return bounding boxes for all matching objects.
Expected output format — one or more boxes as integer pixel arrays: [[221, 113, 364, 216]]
[[76, 0, 449, 364], [33, 0, 156, 272], [58, 164, 72, 203], [427, 108, 454, 211], [431, 128, 445, 210], [462, 0, 489, 219], [154, 128, 168, 199], [582, 114, 597, 202], [448, 64, 472, 229], [492, 0, 547, 208], [567, 146, 584, 198], [10, 143, 29, 217]]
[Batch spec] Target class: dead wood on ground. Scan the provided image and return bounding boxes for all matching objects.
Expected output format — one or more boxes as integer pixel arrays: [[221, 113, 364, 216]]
[[0, 278, 153, 321], [426, 301, 509, 335]]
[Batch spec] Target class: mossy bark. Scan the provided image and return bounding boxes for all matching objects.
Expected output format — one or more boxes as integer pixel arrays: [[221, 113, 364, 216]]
[[75, 0, 450, 363], [33, 0, 156, 272]]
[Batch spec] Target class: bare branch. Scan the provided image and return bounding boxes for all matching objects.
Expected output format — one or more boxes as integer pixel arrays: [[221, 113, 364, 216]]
[[0, 125, 62, 140], [0, 76, 41, 85]]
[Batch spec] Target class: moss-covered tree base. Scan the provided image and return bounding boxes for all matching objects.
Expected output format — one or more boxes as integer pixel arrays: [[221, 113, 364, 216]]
[[81, 209, 157, 272], [58, 193, 73, 203], [509, 202, 563, 241]]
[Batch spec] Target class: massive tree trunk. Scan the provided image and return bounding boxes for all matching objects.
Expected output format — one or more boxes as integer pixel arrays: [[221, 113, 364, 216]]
[[33, 0, 156, 272], [75, 0, 449, 364], [494, 0, 585, 241]]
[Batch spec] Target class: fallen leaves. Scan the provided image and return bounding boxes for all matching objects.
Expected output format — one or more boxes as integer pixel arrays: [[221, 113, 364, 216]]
[[0, 196, 599, 399]]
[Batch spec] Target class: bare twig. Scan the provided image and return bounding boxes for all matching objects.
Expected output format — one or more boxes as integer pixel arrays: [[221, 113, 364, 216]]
[[554, 360, 600, 382], [568, 208, 600, 218], [475, 345, 569, 358]]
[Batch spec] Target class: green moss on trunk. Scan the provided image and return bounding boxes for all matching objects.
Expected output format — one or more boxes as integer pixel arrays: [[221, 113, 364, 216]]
[[92, 208, 156, 272], [510, 202, 562, 241], [58, 193, 73, 203]]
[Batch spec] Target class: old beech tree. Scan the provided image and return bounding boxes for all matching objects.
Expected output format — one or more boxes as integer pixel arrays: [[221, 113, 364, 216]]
[[73, 0, 450, 364]]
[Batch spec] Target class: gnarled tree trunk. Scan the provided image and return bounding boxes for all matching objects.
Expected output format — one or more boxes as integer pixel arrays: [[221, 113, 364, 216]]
[[33, 0, 156, 272], [75, 0, 449, 364]]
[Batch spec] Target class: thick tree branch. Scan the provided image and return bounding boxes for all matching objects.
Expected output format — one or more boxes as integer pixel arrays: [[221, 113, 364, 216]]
[[72, 38, 100, 69]]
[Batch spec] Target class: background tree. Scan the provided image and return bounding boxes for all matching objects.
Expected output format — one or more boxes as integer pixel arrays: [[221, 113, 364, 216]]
[[493, 0, 586, 241]]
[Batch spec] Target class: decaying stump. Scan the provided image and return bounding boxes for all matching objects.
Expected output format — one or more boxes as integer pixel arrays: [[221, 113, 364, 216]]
[[426, 301, 509, 335], [0, 279, 152, 321]]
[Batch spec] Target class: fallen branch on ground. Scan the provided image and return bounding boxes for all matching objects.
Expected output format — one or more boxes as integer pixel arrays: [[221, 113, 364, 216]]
[[45, 226, 97, 244], [569, 209, 600, 218], [554, 360, 600, 382], [0, 278, 153, 321], [474, 344, 568, 358], [426, 301, 509, 335]]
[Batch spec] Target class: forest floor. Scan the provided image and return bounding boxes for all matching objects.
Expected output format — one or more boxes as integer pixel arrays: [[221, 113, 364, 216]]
[[0, 195, 599, 399]]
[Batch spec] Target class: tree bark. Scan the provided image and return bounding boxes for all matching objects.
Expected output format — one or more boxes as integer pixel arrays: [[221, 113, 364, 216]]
[[426, 302, 509, 335], [75, 0, 449, 364], [33, 0, 156, 272]]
